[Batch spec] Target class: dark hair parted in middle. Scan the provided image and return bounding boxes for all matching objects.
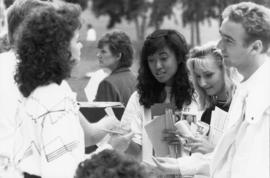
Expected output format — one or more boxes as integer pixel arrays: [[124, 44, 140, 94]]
[[137, 29, 194, 109], [15, 3, 81, 97], [97, 30, 133, 69]]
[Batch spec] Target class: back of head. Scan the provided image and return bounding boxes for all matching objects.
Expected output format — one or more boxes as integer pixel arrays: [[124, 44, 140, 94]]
[[15, 2, 81, 97], [222, 2, 270, 52], [6, 0, 50, 46], [98, 30, 133, 68], [74, 150, 149, 178]]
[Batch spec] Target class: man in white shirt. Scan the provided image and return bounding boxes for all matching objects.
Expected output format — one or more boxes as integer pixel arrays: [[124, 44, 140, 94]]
[[151, 2, 270, 178], [213, 2, 270, 177]]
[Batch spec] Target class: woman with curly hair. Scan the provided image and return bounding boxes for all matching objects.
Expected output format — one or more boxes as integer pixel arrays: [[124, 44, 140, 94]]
[[120, 29, 195, 162], [12, 3, 88, 178]]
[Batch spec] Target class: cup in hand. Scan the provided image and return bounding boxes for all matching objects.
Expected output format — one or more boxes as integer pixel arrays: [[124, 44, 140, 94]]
[[174, 120, 194, 138]]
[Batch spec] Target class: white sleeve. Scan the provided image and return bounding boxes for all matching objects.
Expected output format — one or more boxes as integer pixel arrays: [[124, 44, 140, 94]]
[[121, 92, 144, 145], [177, 152, 212, 177], [40, 101, 85, 178]]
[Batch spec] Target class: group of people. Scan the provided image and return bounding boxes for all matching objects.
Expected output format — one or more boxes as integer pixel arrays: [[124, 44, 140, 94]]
[[0, 0, 269, 178]]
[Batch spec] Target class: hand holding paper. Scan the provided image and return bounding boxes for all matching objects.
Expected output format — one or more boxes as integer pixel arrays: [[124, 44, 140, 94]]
[[96, 115, 120, 130], [174, 120, 195, 138], [108, 131, 134, 152], [163, 129, 181, 145], [184, 136, 214, 154], [103, 107, 130, 133]]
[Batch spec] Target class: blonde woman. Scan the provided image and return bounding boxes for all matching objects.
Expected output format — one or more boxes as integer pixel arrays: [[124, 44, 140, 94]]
[[153, 42, 239, 177]]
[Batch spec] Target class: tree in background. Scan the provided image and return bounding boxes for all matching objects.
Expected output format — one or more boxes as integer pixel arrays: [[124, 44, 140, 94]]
[[92, 0, 149, 42], [92, 0, 179, 42], [4, 0, 270, 46], [181, 0, 215, 46], [148, 0, 178, 30], [180, 0, 270, 47]]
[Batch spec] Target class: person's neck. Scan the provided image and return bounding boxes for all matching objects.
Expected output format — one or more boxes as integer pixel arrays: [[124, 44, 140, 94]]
[[108, 63, 119, 72], [214, 88, 227, 101], [239, 54, 267, 82]]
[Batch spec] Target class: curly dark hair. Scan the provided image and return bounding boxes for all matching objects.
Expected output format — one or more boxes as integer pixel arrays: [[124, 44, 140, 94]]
[[137, 29, 194, 109], [14, 3, 81, 97], [223, 2, 270, 52], [74, 150, 149, 178], [6, 0, 50, 46], [97, 30, 133, 68]]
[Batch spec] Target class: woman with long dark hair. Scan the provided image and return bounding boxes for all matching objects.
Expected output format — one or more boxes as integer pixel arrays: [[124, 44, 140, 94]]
[[120, 29, 195, 163]]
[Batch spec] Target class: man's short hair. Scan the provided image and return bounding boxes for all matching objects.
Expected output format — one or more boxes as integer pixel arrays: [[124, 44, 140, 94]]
[[222, 2, 270, 52]]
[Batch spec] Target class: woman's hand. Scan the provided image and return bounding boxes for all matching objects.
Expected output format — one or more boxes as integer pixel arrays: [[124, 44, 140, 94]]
[[185, 136, 214, 154], [108, 131, 134, 152], [162, 129, 181, 145]]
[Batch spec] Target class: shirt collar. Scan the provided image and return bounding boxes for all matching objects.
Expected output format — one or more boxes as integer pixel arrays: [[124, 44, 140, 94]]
[[238, 59, 270, 93], [112, 66, 130, 74]]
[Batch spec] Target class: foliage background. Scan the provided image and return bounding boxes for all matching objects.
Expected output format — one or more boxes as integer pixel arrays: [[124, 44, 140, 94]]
[[1, 0, 270, 100]]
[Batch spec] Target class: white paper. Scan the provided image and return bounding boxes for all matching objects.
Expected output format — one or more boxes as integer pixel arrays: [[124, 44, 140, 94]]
[[209, 106, 228, 145], [78, 101, 124, 108], [144, 115, 169, 157]]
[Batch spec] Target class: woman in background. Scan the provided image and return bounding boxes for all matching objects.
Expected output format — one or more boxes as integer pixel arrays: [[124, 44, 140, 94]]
[[85, 30, 137, 106]]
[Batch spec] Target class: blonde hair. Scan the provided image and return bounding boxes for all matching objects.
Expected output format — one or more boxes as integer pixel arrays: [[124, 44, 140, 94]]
[[187, 42, 237, 110]]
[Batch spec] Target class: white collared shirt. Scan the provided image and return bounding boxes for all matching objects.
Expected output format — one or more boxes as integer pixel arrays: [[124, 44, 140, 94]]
[[13, 81, 85, 178], [211, 59, 270, 178]]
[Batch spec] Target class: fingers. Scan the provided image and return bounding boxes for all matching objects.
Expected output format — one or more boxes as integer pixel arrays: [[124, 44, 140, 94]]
[[187, 136, 201, 142], [185, 141, 201, 147], [163, 136, 180, 144], [163, 132, 181, 146], [123, 131, 134, 139], [163, 129, 177, 134], [152, 157, 167, 169]]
